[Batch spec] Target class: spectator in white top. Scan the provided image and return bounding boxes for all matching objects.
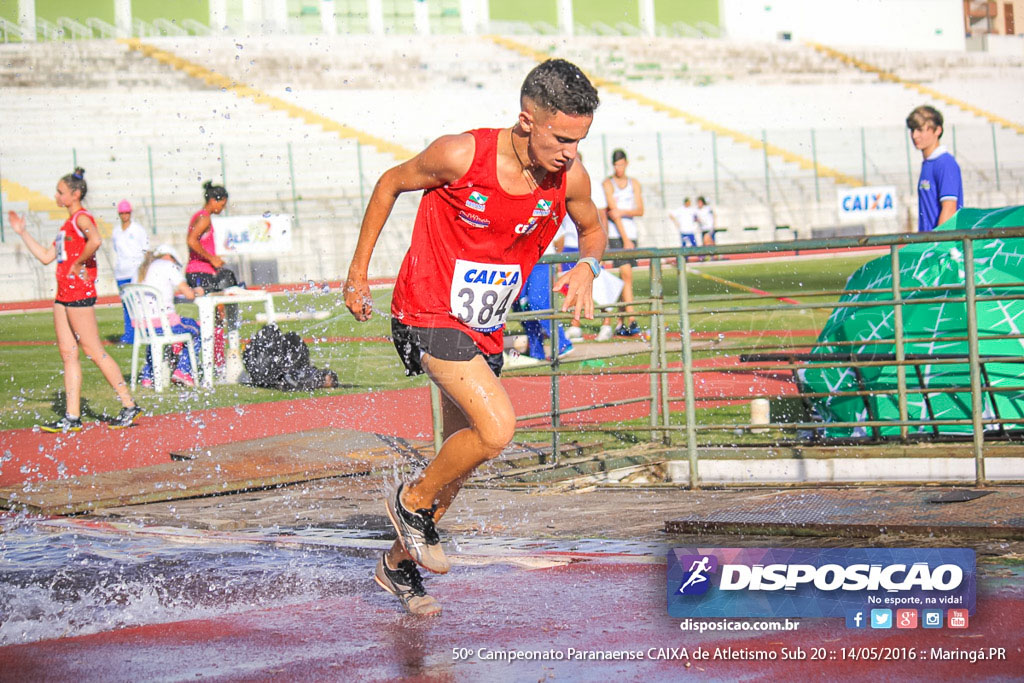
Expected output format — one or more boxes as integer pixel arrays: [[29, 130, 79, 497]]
[[670, 197, 701, 248], [135, 244, 204, 388], [112, 199, 149, 344], [602, 148, 644, 337], [695, 196, 715, 246]]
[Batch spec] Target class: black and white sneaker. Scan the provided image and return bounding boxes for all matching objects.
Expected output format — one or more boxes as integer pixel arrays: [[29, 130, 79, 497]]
[[108, 405, 143, 429], [385, 483, 450, 574], [38, 415, 83, 433], [374, 552, 442, 616]]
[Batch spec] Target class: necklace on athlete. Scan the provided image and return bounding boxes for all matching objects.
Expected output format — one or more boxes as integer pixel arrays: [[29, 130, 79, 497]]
[[510, 128, 540, 192]]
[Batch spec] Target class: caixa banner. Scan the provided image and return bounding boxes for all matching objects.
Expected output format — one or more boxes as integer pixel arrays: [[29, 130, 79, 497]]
[[836, 185, 897, 225], [212, 214, 293, 255], [667, 548, 975, 618]]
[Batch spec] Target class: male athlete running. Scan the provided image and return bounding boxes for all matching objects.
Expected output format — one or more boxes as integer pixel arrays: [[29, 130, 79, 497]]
[[344, 59, 606, 615]]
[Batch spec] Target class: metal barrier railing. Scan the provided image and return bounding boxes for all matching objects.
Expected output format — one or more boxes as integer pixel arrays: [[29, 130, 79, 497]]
[[428, 225, 1024, 487]]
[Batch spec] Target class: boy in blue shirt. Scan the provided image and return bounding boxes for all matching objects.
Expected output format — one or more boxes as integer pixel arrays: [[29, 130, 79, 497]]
[[907, 105, 963, 232]]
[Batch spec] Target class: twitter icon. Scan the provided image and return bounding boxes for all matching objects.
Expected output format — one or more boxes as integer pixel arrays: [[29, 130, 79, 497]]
[[870, 609, 892, 629]]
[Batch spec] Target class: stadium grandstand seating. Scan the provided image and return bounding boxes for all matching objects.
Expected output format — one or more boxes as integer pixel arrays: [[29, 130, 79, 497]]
[[1, 34, 1022, 302]]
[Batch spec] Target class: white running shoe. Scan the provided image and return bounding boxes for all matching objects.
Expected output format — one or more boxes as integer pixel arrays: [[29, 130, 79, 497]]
[[566, 326, 583, 340], [502, 351, 543, 368], [596, 324, 614, 342]]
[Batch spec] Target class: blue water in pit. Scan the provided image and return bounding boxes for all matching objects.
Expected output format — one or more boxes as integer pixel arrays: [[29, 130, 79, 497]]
[[0, 517, 372, 646]]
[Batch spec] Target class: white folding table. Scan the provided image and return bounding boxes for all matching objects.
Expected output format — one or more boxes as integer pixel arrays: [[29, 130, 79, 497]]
[[194, 289, 276, 389]]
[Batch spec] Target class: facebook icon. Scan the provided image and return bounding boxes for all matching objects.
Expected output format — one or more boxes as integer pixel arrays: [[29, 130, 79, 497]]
[[846, 610, 867, 629]]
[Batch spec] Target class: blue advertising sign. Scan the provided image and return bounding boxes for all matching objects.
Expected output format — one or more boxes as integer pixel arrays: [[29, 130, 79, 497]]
[[667, 548, 975, 619]]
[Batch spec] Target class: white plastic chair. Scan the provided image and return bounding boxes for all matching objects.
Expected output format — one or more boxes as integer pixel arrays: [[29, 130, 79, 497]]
[[121, 284, 199, 392]]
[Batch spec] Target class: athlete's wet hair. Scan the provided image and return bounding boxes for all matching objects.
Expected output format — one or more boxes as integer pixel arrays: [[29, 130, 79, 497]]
[[203, 180, 229, 202], [906, 105, 944, 137], [61, 167, 87, 200], [520, 59, 599, 116]]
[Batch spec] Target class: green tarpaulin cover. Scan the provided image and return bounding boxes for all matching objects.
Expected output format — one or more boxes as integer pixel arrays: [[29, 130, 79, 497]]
[[800, 207, 1024, 437]]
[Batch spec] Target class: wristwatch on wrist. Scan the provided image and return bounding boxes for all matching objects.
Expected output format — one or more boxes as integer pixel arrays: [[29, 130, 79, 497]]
[[579, 256, 601, 277]]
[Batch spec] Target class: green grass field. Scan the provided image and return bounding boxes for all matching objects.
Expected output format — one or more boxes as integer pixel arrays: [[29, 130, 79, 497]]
[[0, 253, 876, 431]]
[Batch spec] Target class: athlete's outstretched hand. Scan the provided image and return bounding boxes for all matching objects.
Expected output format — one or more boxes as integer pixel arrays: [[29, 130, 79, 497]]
[[344, 276, 374, 321], [8, 212, 26, 236], [554, 264, 596, 326]]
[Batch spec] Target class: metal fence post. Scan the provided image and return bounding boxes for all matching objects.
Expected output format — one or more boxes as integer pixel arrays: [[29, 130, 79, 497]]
[[962, 237, 986, 485], [951, 124, 958, 158], [0, 152, 5, 241], [220, 143, 229, 216], [287, 142, 300, 228], [677, 259, 699, 488], [147, 145, 157, 232], [601, 133, 609, 179], [811, 128, 820, 203], [761, 130, 773, 226], [649, 256, 662, 441], [656, 131, 666, 209], [904, 129, 914, 195], [658, 257, 671, 444], [860, 127, 867, 184], [356, 140, 366, 214], [711, 130, 719, 206], [549, 264, 561, 465], [73, 148, 77, 169], [991, 124, 1001, 192], [430, 383, 443, 455], [890, 245, 909, 441]]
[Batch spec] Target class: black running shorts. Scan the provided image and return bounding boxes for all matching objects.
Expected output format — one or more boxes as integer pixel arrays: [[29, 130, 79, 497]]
[[607, 237, 638, 268], [55, 297, 97, 308], [391, 319, 502, 378]]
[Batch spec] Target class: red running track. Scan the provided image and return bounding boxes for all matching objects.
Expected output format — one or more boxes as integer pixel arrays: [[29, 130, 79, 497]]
[[0, 557, 1019, 680], [0, 358, 795, 486]]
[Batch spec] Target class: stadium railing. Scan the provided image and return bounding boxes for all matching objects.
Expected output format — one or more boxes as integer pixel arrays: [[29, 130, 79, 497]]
[[450, 225, 1024, 488]]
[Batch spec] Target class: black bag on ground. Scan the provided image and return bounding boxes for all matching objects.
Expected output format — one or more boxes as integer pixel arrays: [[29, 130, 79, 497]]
[[212, 267, 238, 291], [243, 324, 337, 391]]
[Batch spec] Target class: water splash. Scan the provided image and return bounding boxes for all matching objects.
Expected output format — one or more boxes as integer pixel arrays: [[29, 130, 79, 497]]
[[0, 520, 365, 646]]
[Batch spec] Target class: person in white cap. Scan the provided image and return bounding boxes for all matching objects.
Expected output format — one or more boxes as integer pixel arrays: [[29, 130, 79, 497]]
[[136, 244, 204, 387], [111, 199, 149, 344]]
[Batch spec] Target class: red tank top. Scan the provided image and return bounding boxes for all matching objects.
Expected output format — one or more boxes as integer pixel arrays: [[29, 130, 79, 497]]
[[391, 128, 567, 354], [54, 209, 98, 302], [186, 209, 217, 275]]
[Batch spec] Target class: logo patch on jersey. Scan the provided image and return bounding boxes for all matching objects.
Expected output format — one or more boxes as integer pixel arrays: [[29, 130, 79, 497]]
[[458, 211, 490, 229], [514, 216, 541, 235], [920, 180, 931, 191], [463, 267, 520, 287], [466, 191, 489, 212], [532, 199, 552, 217]]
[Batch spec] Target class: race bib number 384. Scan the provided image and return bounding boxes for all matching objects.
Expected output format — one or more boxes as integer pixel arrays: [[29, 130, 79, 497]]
[[450, 259, 522, 333]]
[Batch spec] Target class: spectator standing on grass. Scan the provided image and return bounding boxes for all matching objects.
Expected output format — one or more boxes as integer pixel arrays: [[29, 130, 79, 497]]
[[670, 196, 700, 248], [135, 244, 204, 388], [602, 148, 643, 337], [514, 224, 574, 362], [8, 168, 142, 432], [907, 105, 963, 232], [695, 196, 715, 246], [111, 199, 149, 344]]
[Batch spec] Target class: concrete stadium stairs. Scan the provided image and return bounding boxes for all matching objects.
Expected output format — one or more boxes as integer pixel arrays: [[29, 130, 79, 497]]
[[806, 41, 1024, 136]]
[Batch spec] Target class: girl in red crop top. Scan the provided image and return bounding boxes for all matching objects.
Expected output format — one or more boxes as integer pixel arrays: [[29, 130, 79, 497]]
[[9, 168, 141, 432]]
